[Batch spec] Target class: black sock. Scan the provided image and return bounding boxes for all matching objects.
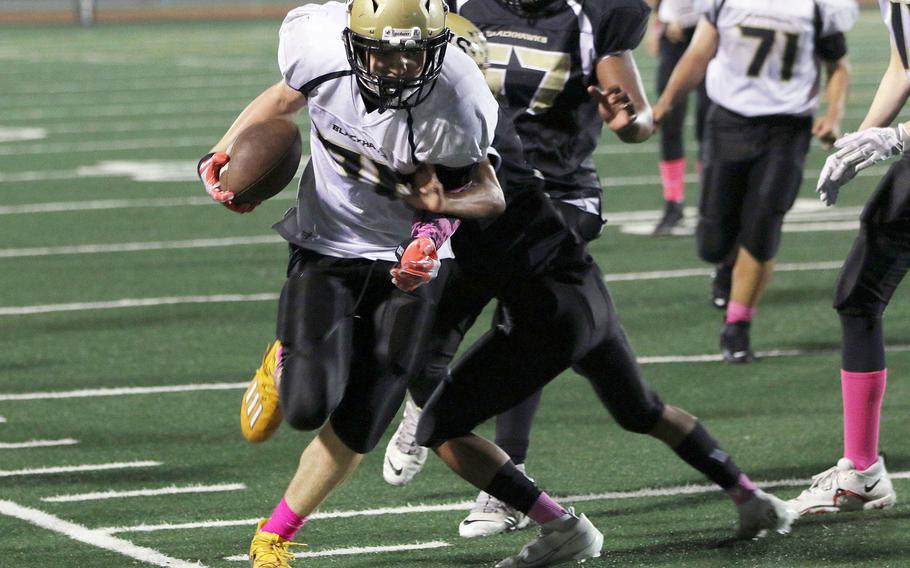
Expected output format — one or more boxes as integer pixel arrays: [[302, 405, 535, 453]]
[[485, 461, 541, 514], [672, 422, 742, 490], [840, 314, 886, 372]]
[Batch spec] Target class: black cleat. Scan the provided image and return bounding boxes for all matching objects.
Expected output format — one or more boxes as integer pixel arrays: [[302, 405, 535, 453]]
[[652, 200, 685, 235], [711, 264, 732, 310], [720, 321, 755, 363]]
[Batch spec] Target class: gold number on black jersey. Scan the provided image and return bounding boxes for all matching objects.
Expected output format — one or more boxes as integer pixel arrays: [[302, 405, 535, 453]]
[[486, 43, 571, 114], [740, 26, 800, 81]]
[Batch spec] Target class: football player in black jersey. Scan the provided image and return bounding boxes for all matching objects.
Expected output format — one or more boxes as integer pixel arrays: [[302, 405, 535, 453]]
[[386, 0, 658, 534]]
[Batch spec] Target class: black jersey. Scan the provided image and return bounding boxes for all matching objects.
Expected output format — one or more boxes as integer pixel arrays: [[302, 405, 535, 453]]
[[453, 106, 590, 290], [449, 0, 649, 197]]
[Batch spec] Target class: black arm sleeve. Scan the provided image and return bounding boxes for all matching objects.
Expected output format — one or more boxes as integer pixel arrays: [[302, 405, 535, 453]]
[[817, 32, 847, 62], [593, 0, 651, 56]]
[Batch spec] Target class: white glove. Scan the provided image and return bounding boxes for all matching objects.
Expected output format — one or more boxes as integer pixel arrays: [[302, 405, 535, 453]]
[[816, 125, 909, 206]]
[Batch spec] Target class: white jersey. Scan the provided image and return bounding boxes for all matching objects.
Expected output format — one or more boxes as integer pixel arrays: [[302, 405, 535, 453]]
[[880, 0, 910, 81], [274, 2, 498, 261], [658, 0, 704, 28], [703, 0, 857, 117]]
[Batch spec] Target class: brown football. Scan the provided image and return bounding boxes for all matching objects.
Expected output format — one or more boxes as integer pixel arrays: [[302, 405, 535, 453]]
[[221, 118, 302, 205]]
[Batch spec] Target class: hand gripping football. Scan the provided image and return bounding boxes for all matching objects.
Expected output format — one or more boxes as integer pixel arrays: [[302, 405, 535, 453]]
[[220, 118, 302, 205]]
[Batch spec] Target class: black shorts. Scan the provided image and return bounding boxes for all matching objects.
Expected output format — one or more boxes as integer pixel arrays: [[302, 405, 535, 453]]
[[834, 156, 910, 318], [276, 245, 446, 454], [697, 105, 812, 262]]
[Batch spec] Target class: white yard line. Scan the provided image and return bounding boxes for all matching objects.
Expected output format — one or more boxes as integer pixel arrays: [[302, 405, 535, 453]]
[[0, 236, 284, 258], [42, 483, 246, 503], [0, 438, 79, 450], [225, 541, 451, 561], [0, 136, 214, 156], [0, 416, 6, 423], [100, 471, 910, 537], [603, 261, 844, 283], [0, 500, 207, 568], [0, 293, 279, 316], [0, 461, 161, 478], [0, 196, 233, 214], [0, 382, 247, 402], [0, 261, 842, 317]]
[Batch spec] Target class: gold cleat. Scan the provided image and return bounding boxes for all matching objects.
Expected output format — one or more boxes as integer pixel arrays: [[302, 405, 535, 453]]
[[249, 519, 304, 568], [241, 340, 284, 443]]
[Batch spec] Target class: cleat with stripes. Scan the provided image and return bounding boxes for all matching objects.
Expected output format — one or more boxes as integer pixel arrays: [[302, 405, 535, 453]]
[[249, 519, 305, 568], [241, 341, 284, 443]]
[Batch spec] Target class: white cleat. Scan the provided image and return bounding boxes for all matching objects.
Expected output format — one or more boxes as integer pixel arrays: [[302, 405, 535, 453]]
[[382, 398, 427, 486], [735, 489, 798, 540], [495, 508, 603, 568], [787, 456, 897, 516], [459, 487, 532, 538]]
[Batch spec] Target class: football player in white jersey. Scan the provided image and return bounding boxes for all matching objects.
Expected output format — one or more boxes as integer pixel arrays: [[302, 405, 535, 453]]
[[197, 1, 506, 566], [652, 0, 856, 363], [645, 0, 711, 236], [788, 0, 908, 516]]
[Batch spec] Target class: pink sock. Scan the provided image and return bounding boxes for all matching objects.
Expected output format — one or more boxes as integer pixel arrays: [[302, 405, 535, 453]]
[[725, 473, 759, 505], [842, 369, 887, 471], [659, 158, 686, 203], [260, 498, 307, 540], [528, 492, 567, 525], [725, 301, 756, 324]]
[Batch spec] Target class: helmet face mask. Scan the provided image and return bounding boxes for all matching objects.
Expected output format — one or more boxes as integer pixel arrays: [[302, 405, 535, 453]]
[[344, 0, 450, 111]]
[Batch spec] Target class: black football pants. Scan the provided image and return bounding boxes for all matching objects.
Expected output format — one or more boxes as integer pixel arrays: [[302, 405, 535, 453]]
[[276, 245, 446, 454], [415, 244, 665, 447]]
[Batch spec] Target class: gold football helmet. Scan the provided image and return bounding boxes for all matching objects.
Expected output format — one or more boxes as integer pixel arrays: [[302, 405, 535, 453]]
[[446, 13, 488, 71], [344, 0, 450, 111]]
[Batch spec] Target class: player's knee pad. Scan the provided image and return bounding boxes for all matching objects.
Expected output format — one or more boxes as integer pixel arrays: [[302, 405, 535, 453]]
[[330, 418, 379, 454], [278, 366, 337, 432], [740, 216, 784, 263], [696, 220, 735, 263], [280, 397, 332, 432]]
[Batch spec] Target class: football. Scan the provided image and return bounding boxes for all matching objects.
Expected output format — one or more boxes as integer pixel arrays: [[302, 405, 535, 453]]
[[220, 117, 302, 204]]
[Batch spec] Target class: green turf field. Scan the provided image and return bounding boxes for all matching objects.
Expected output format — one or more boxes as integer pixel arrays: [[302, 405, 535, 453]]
[[1, 8, 909, 568]]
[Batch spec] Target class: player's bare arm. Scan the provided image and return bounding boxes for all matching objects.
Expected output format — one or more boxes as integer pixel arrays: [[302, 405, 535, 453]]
[[404, 159, 505, 219], [858, 41, 910, 131], [210, 80, 307, 153], [813, 55, 851, 147], [198, 81, 307, 212], [589, 52, 654, 143], [652, 16, 718, 124]]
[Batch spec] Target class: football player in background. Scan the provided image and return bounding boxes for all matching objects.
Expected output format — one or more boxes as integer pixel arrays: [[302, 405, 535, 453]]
[[645, 0, 710, 236], [652, 0, 855, 363], [198, 1, 505, 566], [384, 0, 657, 535], [788, 0, 906, 516]]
